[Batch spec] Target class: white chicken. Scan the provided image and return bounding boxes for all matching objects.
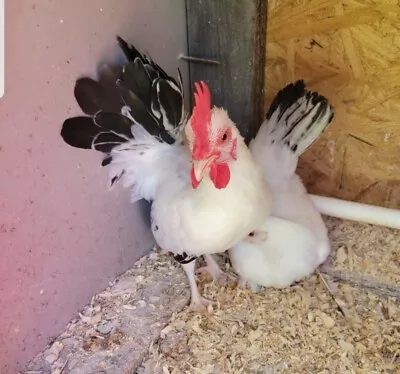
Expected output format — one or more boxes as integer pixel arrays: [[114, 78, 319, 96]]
[[60, 36, 272, 311], [229, 81, 334, 291]]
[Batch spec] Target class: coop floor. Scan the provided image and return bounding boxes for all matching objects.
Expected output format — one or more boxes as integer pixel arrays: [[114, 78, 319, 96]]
[[24, 218, 400, 374]]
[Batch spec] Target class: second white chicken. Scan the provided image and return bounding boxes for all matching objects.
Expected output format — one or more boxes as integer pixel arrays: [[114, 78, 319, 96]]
[[229, 80, 334, 291]]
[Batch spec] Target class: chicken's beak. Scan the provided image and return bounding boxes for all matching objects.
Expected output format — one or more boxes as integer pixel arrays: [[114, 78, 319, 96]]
[[191, 156, 217, 187]]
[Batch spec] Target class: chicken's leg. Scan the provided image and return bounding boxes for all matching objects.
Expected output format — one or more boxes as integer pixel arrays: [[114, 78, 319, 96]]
[[196, 254, 223, 281], [181, 260, 211, 312]]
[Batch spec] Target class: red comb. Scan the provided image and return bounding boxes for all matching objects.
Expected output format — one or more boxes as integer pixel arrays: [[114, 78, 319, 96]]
[[191, 81, 211, 159]]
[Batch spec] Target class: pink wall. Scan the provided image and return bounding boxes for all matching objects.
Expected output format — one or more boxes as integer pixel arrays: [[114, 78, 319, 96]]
[[0, 1, 188, 372]]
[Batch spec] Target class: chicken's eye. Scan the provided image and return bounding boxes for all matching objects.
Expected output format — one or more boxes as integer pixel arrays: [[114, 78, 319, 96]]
[[219, 128, 231, 144]]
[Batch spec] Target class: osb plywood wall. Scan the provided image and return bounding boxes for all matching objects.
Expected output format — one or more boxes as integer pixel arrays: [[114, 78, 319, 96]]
[[265, 0, 400, 209]]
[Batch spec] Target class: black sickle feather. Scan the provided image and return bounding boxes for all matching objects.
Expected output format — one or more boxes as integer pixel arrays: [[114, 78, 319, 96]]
[[116, 36, 142, 62], [93, 111, 133, 140], [281, 93, 329, 141], [74, 78, 124, 115], [116, 81, 160, 130], [178, 70, 184, 92], [134, 59, 153, 107], [61, 117, 102, 149], [116, 36, 184, 138], [254, 79, 334, 156], [143, 63, 158, 82], [266, 80, 306, 121], [151, 78, 162, 117], [116, 35, 177, 84], [283, 105, 320, 139], [116, 79, 175, 144], [155, 79, 184, 128], [121, 60, 152, 109], [92, 132, 126, 153], [61, 36, 184, 168], [61, 115, 132, 151]]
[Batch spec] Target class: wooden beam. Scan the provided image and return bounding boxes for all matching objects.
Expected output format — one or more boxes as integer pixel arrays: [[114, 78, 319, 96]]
[[185, 0, 268, 142]]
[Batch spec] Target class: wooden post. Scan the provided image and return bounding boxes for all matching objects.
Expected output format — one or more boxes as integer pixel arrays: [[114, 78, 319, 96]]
[[185, 0, 268, 142]]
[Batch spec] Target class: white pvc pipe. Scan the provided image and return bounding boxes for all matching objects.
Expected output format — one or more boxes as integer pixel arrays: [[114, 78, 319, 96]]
[[309, 194, 400, 230]]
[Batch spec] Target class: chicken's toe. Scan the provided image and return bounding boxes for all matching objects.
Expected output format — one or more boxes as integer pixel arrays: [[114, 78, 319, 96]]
[[187, 296, 212, 313]]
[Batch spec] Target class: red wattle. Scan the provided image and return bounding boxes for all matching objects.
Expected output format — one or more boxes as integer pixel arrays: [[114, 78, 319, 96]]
[[210, 162, 231, 189], [190, 166, 200, 189]]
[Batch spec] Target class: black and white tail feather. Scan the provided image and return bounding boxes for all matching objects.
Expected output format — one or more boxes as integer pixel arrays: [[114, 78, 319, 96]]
[[250, 80, 334, 187], [61, 36, 188, 202]]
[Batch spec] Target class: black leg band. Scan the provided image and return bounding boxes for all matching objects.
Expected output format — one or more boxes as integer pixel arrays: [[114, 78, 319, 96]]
[[174, 251, 197, 265]]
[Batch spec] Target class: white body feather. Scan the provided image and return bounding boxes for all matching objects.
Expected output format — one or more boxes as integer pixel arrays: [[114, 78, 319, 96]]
[[230, 217, 327, 288], [229, 88, 332, 289], [108, 123, 271, 256]]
